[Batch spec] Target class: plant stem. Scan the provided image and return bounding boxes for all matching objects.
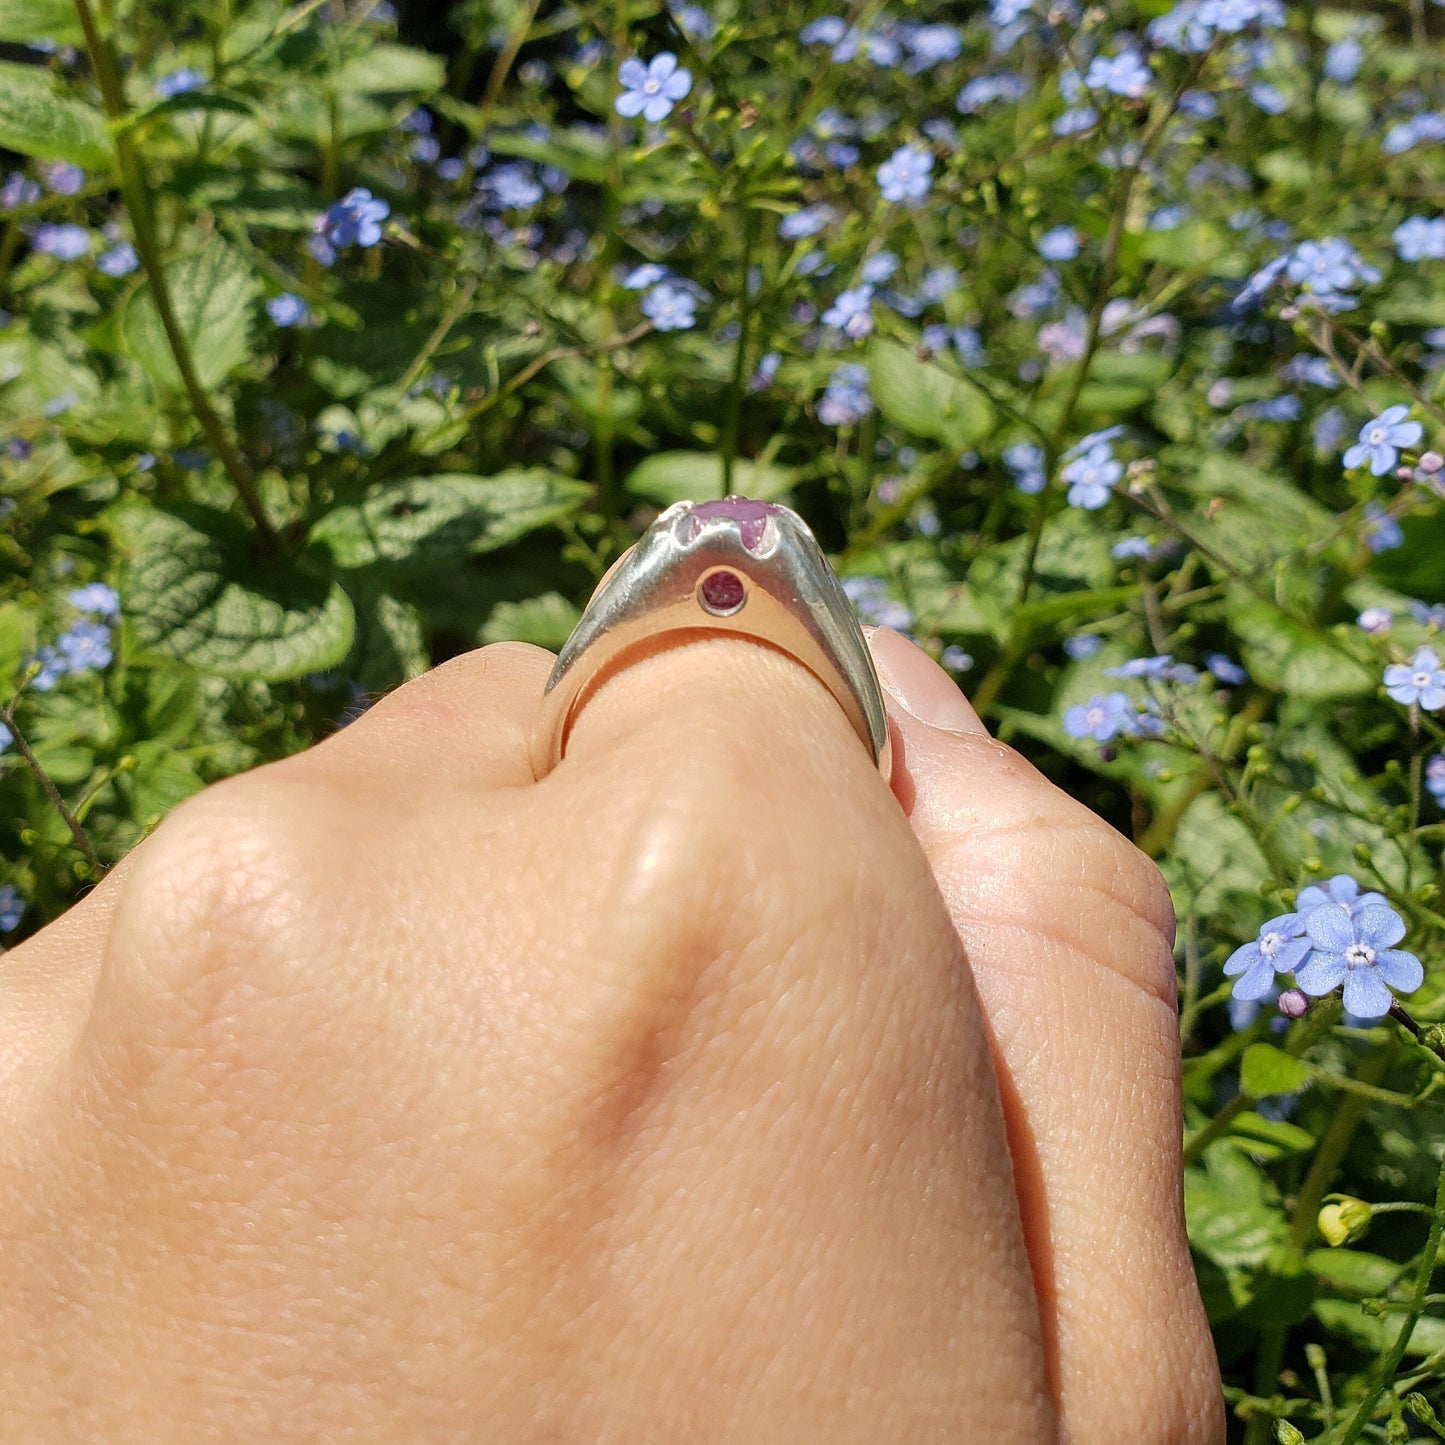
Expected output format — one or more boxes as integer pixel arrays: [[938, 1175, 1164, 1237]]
[[1335, 1133, 1445, 1444], [721, 209, 756, 496], [1183, 1001, 1342, 1168], [1244, 1042, 1395, 1445], [1290, 1043, 1396, 1253], [396, 275, 479, 395], [0, 702, 104, 876], [71, 0, 281, 553], [462, 322, 653, 428], [475, 0, 543, 132]]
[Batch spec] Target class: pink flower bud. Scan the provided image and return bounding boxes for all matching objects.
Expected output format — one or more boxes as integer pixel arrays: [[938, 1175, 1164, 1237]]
[[1277, 988, 1310, 1018]]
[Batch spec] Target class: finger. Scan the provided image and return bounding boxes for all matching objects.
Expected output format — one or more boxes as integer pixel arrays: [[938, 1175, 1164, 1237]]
[[302, 640, 556, 791], [867, 627, 1222, 1443], [1, 643, 557, 1082], [544, 633, 1056, 1437]]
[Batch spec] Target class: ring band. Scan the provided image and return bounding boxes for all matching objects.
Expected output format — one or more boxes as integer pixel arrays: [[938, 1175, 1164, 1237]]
[[530, 497, 892, 782]]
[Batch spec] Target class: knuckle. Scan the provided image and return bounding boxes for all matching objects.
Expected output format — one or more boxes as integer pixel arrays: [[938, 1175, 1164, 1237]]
[[1040, 813, 1178, 1006], [106, 775, 317, 1020]]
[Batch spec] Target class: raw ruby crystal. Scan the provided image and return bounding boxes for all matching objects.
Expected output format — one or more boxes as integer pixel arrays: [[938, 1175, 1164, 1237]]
[[688, 496, 778, 552], [699, 568, 746, 613]]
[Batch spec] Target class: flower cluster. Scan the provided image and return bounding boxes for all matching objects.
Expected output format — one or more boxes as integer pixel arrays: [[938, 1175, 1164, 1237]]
[[1225, 876, 1423, 1020], [26, 585, 120, 692]]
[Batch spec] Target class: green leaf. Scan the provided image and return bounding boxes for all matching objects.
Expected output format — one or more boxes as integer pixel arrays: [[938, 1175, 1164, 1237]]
[[123, 244, 261, 392], [1185, 1142, 1287, 1270], [111, 503, 355, 682], [480, 593, 582, 649], [342, 582, 429, 690], [965, 508, 1115, 639], [1226, 596, 1376, 699], [1241, 1044, 1313, 1098], [0, 0, 82, 44], [1074, 351, 1175, 414], [132, 90, 258, 127], [1369, 515, 1445, 596], [335, 43, 446, 94], [0, 600, 35, 692], [485, 125, 610, 183], [0, 61, 109, 167], [1227, 1112, 1317, 1156], [867, 338, 994, 451], [168, 162, 325, 231], [116, 740, 206, 832], [622, 451, 798, 507], [1312, 1299, 1445, 1358], [1170, 449, 1337, 574], [1161, 791, 1269, 920], [308, 470, 592, 571]]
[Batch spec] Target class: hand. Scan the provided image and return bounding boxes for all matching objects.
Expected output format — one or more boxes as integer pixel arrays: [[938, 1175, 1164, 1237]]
[[0, 627, 1221, 1442]]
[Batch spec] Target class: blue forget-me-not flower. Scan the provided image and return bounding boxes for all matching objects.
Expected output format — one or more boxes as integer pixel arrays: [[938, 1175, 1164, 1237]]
[[267, 293, 312, 328], [1344, 405, 1424, 474], [875, 145, 933, 205], [1085, 50, 1152, 98], [31, 224, 90, 260], [1295, 903, 1423, 1019], [1224, 914, 1311, 1000], [155, 67, 205, 98], [818, 364, 873, 426], [1384, 647, 1445, 708], [0, 884, 24, 934], [615, 53, 692, 122], [821, 285, 875, 337], [96, 242, 139, 277], [1394, 216, 1445, 263], [67, 583, 119, 617], [1061, 443, 1120, 509], [1427, 754, 1445, 807], [640, 281, 697, 331], [316, 188, 389, 254]]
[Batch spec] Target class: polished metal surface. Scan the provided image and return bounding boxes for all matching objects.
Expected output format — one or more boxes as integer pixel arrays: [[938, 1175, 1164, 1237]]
[[530, 498, 892, 782]]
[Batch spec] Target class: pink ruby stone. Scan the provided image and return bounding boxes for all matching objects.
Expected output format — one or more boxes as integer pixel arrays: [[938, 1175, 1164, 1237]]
[[699, 569, 746, 613], [688, 496, 778, 552]]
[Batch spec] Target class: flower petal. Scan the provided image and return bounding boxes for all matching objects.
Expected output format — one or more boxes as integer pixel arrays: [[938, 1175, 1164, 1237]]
[[1295, 951, 1347, 995], [1342, 967, 1393, 1019], [1274, 936, 1313, 974], [1232, 958, 1279, 1001], [614, 90, 646, 117], [1223, 941, 1261, 977], [1374, 948, 1424, 993], [1262, 910, 1305, 937], [618, 57, 647, 88], [1355, 903, 1406, 949], [1305, 902, 1355, 951]]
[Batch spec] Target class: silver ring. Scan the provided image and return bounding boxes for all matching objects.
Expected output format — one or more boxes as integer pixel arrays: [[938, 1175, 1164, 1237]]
[[530, 497, 892, 782]]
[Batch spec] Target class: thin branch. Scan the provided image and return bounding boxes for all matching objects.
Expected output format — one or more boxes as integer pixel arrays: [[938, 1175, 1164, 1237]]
[[0, 699, 104, 876], [72, 0, 282, 553]]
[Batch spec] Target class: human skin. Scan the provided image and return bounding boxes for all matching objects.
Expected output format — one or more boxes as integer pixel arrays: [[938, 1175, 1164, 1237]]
[[0, 626, 1222, 1442]]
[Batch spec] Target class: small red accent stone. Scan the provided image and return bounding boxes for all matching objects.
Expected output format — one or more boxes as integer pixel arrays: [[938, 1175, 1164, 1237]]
[[689, 497, 778, 552], [699, 569, 745, 613]]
